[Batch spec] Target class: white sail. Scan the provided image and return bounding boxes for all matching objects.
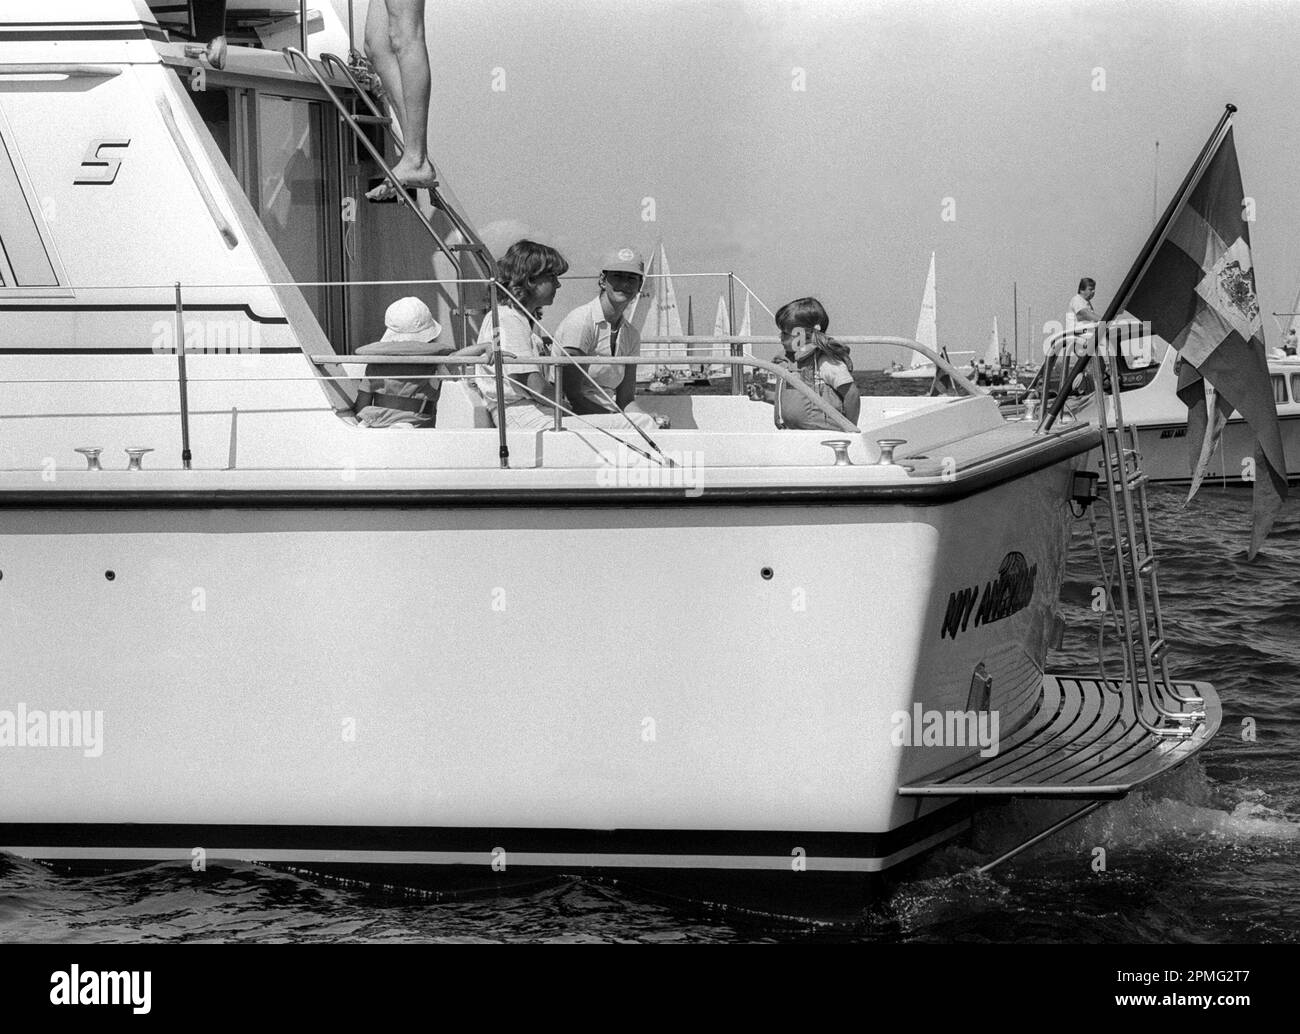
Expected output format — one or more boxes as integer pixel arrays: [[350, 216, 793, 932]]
[[630, 242, 687, 377], [709, 294, 732, 377], [984, 316, 1000, 367], [739, 293, 754, 358], [911, 251, 937, 368]]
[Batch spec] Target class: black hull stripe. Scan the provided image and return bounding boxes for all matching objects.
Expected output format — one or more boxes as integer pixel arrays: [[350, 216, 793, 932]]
[[0, 304, 288, 324], [0, 807, 972, 858], [0, 347, 300, 355], [0, 21, 168, 42]]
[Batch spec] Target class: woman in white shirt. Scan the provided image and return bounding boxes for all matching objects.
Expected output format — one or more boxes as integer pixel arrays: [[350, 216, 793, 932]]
[[449, 239, 568, 430]]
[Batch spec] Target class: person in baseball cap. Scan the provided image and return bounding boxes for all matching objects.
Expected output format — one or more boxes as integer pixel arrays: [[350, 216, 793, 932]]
[[353, 297, 450, 428], [552, 248, 659, 428]]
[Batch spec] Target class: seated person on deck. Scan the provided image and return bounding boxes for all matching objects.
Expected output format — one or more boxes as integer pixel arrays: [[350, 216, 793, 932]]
[[772, 297, 861, 429], [354, 297, 451, 428], [554, 247, 657, 427], [447, 239, 658, 432]]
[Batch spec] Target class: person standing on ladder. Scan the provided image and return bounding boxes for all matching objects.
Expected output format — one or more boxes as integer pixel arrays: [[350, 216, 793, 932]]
[[364, 0, 439, 200]]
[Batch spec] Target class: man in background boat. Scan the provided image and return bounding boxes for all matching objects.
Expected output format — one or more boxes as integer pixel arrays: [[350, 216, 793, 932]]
[[1066, 277, 1100, 343], [555, 249, 657, 424]]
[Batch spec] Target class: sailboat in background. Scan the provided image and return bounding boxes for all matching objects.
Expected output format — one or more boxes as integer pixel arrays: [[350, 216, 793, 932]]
[[890, 252, 972, 378], [710, 294, 733, 379], [739, 292, 754, 359], [984, 316, 1001, 370], [628, 240, 687, 385], [685, 295, 711, 385]]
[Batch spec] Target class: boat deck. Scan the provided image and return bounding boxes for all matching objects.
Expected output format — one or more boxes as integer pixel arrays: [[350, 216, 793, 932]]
[[899, 673, 1219, 798]]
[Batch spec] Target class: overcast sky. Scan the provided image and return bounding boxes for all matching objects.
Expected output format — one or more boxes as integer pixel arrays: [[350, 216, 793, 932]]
[[345, 0, 1300, 367]]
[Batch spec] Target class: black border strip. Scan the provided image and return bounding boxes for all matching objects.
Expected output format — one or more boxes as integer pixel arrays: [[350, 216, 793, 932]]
[[0, 804, 971, 858], [0, 28, 161, 41], [0, 428, 1098, 507], [0, 304, 288, 324], [0, 347, 300, 355]]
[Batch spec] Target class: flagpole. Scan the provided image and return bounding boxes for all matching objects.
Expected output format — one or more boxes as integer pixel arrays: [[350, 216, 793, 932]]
[[1152, 140, 1159, 226]]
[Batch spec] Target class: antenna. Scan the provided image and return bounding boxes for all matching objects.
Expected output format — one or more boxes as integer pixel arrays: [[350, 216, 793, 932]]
[[1153, 140, 1159, 226], [1013, 281, 1018, 366]]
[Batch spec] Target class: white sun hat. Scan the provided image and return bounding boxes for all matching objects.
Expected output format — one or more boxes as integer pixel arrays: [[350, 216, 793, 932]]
[[381, 296, 442, 342]]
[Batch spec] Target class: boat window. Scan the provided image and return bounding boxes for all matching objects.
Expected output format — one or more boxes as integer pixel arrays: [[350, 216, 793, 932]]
[[1292, 375, 1300, 404], [147, 2, 321, 49], [1272, 375, 1287, 404], [0, 120, 59, 289], [189, 87, 234, 170], [256, 93, 343, 342]]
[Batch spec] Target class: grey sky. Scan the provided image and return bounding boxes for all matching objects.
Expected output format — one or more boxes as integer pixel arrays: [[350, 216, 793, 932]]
[[347, 0, 1300, 367]]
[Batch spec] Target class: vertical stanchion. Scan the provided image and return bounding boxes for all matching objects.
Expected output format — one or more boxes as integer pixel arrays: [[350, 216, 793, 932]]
[[552, 338, 563, 432], [173, 282, 193, 471], [488, 282, 510, 468], [299, 0, 308, 54], [728, 274, 742, 395]]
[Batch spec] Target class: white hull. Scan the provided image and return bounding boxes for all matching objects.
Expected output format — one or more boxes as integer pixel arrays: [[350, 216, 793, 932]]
[[0, 458, 1079, 878], [1075, 347, 1300, 483]]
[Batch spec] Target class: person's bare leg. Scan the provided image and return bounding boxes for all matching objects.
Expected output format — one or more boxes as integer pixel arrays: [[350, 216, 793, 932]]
[[383, 0, 437, 188], [362, 2, 412, 199], [363, 1, 403, 199]]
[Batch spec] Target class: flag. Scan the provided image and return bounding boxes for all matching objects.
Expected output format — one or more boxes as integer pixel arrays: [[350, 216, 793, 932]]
[[1111, 111, 1286, 558]]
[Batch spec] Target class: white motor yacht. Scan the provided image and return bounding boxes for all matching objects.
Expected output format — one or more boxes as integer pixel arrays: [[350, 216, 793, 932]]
[[0, 0, 1217, 917]]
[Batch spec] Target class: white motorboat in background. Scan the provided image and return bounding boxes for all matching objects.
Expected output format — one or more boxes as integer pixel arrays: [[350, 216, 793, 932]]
[[0, 0, 1217, 917]]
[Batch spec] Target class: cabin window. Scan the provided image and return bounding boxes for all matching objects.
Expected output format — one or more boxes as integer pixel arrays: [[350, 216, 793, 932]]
[[0, 121, 60, 289], [1272, 375, 1288, 405], [255, 93, 344, 343], [1291, 375, 1300, 404]]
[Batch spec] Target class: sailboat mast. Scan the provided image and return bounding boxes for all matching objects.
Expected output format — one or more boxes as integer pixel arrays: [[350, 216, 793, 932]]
[[1012, 281, 1018, 367]]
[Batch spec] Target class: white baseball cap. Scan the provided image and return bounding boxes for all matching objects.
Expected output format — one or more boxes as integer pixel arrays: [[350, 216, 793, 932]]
[[381, 297, 442, 342]]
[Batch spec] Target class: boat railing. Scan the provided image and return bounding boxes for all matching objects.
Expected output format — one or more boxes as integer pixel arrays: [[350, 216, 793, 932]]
[[16, 274, 983, 469]]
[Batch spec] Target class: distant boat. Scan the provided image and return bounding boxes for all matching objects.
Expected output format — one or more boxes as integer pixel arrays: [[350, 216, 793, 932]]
[[685, 295, 711, 385], [628, 241, 686, 382], [983, 316, 1001, 369], [889, 253, 939, 379], [890, 253, 973, 379]]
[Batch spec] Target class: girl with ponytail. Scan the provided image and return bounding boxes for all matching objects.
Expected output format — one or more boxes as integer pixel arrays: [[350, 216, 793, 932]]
[[773, 297, 861, 427]]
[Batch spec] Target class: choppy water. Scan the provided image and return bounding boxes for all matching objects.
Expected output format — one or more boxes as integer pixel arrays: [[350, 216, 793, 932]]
[[2, 382, 1297, 943]]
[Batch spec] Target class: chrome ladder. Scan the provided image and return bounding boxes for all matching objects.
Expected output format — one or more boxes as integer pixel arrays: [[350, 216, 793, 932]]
[[1088, 350, 1205, 737], [280, 46, 499, 348]]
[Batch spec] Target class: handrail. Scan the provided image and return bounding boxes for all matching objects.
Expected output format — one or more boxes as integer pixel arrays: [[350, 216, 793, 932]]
[[279, 47, 464, 277], [0, 64, 122, 78], [308, 353, 869, 435], [316, 51, 499, 281]]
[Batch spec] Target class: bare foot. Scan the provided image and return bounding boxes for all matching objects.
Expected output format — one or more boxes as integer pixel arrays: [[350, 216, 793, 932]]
[[390, 154, 438, 189], [365, 179, 399, 202]]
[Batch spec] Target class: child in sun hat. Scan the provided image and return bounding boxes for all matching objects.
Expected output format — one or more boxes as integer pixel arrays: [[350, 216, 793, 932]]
[[353, 296, 451, 428]]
